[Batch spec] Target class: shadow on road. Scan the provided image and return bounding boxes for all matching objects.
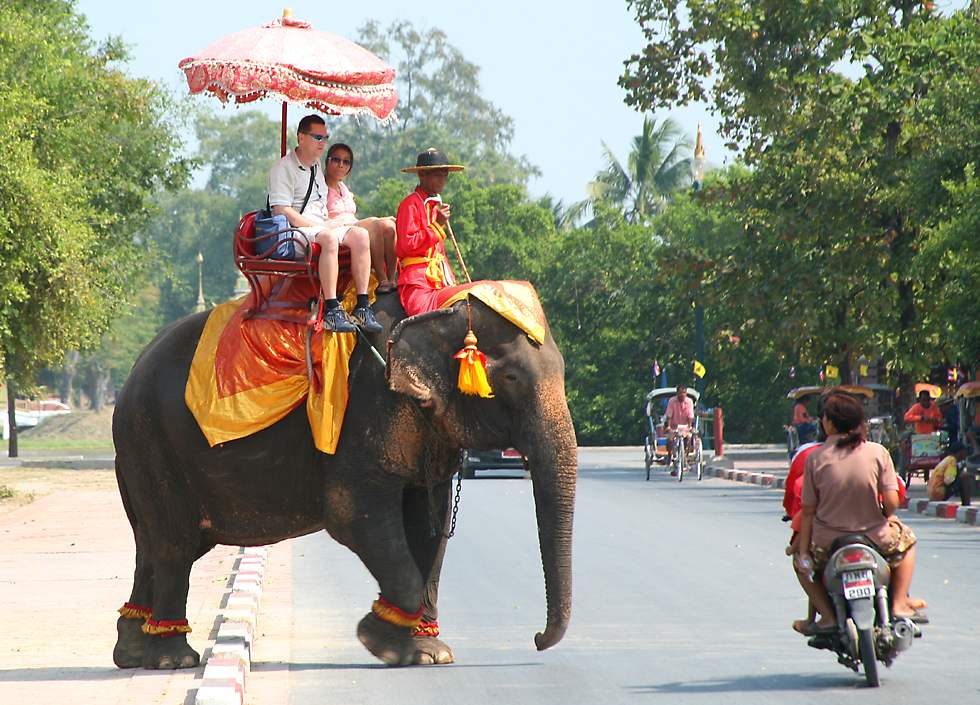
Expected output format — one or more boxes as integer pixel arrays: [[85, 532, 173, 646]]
[[0, 666, 155, 681], [627, 672, 860, 694], [252, 660, 543, 671]]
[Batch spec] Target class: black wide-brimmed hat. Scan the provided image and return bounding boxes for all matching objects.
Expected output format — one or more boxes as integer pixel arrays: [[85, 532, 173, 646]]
[[401, 148, 466, 173]]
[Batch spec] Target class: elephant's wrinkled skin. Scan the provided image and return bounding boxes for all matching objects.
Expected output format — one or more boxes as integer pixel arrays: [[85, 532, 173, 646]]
[[112, 293, 576, 668]]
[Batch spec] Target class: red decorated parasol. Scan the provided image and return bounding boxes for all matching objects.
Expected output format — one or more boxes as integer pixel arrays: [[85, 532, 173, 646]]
[[179, 8, 397, 155]]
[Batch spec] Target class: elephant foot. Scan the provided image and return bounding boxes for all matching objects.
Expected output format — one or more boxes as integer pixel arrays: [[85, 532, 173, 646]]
[[141, 635, 200, 670], [113, 616, 149, 668], [412, 635, 454, 664], [357, 613, 452, 666]]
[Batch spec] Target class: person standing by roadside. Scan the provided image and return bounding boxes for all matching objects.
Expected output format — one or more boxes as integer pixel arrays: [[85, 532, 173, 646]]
[[938, 395, 960, 443]]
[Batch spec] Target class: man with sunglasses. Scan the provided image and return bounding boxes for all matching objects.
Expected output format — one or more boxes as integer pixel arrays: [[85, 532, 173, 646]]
[[267, 114, 381, 333]]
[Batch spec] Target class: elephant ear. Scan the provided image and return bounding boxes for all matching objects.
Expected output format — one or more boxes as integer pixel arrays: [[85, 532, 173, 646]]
[[387, 305, 468, 416]]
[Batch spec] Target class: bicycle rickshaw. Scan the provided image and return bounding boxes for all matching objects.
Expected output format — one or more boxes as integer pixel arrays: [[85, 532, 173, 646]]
[[955, 381, 980, 479], [785, 386, 824, 458], [897, 383, 946, 486], [786, 385, 884, 458], [643, 386, 704, 482], [864, 383, 900, 451]]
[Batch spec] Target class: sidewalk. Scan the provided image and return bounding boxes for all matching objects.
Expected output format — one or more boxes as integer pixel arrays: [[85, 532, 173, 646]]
[[0, 488, 241, 705], [707, 454, 979, 527]]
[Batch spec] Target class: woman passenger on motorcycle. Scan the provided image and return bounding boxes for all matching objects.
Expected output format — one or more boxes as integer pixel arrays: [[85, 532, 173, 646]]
[[792, 391, 925, 635]]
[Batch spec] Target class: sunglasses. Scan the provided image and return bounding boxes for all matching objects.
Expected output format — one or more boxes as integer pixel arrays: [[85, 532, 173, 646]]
[[328, 156, 352, 167], [301, 131, 329, 142]]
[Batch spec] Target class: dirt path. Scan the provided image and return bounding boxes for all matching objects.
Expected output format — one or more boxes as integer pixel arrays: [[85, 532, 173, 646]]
[[0, 467, 117, 516]]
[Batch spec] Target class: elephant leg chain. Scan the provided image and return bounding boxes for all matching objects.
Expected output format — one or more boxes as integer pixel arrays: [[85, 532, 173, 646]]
[[444, 473, 462, 539]]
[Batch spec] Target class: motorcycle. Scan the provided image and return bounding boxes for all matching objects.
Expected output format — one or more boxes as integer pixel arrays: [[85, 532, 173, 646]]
[[804, 534, 921, 687]]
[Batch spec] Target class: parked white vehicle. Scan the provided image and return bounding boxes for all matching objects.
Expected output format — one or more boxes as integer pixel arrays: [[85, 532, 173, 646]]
[[1, 400, 71, 440]]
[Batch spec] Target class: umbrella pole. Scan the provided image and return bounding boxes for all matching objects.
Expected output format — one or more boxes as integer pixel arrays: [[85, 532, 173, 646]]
[[280, 102, 288, 157]]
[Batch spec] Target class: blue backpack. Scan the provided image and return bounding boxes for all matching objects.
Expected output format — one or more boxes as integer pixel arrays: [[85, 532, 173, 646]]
[[255, 165, 316, 259]]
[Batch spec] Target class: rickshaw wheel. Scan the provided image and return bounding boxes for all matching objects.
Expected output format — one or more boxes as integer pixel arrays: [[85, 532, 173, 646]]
[[695, 437, 704, 481], [644, 437, 653, 480]]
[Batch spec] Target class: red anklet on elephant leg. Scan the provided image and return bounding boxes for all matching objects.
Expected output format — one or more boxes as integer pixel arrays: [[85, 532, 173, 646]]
[[118, 602, 152, 620], [142, 618, 192, 637], [413, 621, 440, 637], [371, 596, 423, 628]]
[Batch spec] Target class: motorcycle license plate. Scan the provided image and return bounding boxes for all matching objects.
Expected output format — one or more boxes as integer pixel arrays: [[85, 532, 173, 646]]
[[842, 570, 875, 600]]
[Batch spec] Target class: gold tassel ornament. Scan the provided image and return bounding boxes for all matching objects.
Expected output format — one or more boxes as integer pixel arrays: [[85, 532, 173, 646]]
[[454, 329, 494, 398]]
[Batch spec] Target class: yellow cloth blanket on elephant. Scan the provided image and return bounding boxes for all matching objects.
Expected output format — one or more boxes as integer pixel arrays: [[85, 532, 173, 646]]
[[185, 279, 546, 455], [185, 290, 362, 455]]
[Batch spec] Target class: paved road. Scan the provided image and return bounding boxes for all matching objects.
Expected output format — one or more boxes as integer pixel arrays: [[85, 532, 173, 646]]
[[262, 449, 979, 705]]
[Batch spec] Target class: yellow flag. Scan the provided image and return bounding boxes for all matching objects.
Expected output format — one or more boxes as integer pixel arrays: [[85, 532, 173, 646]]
[[859, 364, 869, 377], [693, 360, 706, 378], [825, 365, 840, 379]]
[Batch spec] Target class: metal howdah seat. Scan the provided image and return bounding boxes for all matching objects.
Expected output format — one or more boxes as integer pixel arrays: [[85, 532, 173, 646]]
[[234, 211, 351, 326]]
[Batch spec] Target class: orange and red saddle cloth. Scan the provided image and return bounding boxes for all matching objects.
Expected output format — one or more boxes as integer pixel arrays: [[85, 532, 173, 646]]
[[185, 279, 547, 454]]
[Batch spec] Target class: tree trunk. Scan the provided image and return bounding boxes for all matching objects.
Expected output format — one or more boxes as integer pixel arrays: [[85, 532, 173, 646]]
[[6, 380, 17, 458], [90, 361, 109, 412], [59, 350, 79, 406]]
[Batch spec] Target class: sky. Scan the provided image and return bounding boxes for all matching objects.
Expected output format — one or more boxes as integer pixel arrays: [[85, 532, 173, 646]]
[[73, 0, 727, 205]]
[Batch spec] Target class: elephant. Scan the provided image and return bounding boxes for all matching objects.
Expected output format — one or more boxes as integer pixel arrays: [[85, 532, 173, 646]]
[[111, 290, 577, 669]]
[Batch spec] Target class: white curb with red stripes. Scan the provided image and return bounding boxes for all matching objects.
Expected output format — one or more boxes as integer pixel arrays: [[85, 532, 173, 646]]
[[705, 464, 783, 489], [194, 546, 267, 705], [705, 463, 979, 527]]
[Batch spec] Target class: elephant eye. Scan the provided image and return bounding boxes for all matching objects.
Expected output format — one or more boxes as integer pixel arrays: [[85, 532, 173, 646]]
[[503, 372, 518, 382]]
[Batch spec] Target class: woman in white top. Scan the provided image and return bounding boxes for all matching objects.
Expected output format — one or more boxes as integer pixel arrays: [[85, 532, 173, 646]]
[[323, 143, 398, 294]]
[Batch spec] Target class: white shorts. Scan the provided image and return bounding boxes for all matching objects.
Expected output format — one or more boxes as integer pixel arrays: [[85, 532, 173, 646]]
[[293, 223, 355, 256]]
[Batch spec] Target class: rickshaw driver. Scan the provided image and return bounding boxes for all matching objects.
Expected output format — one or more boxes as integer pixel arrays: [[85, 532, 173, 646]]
[[903, 389, 942, 434], [665, 384, 696, 464]]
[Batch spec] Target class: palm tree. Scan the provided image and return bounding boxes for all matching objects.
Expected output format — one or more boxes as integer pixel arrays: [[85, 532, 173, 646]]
[[584, 116, 694, 223], [537, 194, 581, 232]]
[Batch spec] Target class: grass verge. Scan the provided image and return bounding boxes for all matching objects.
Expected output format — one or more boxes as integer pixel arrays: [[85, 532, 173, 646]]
[[16, 438, 115, 451]]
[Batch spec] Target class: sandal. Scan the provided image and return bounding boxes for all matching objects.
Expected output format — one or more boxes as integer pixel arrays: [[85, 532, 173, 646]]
[[792, 619, 837, 636], [376, 282, 397, 294], [894, 610, 930, 624]]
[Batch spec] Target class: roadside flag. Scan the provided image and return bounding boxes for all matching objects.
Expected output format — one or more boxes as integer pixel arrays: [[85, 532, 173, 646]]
[[693, 360, 706, 378], [860, 364, 869, 377], [652, 359, 661, 379], [825, 365, 839, 379]]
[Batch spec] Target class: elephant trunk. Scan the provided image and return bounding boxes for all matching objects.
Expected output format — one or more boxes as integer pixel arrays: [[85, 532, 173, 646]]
[[524, 377, 577, 651]]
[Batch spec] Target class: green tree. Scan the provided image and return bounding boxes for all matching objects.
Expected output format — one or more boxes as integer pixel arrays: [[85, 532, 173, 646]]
[[0, 0, 189, 452], [534, 205, 680, 443], [620, 1, 980, 397], [333, 19, 539, 202]]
